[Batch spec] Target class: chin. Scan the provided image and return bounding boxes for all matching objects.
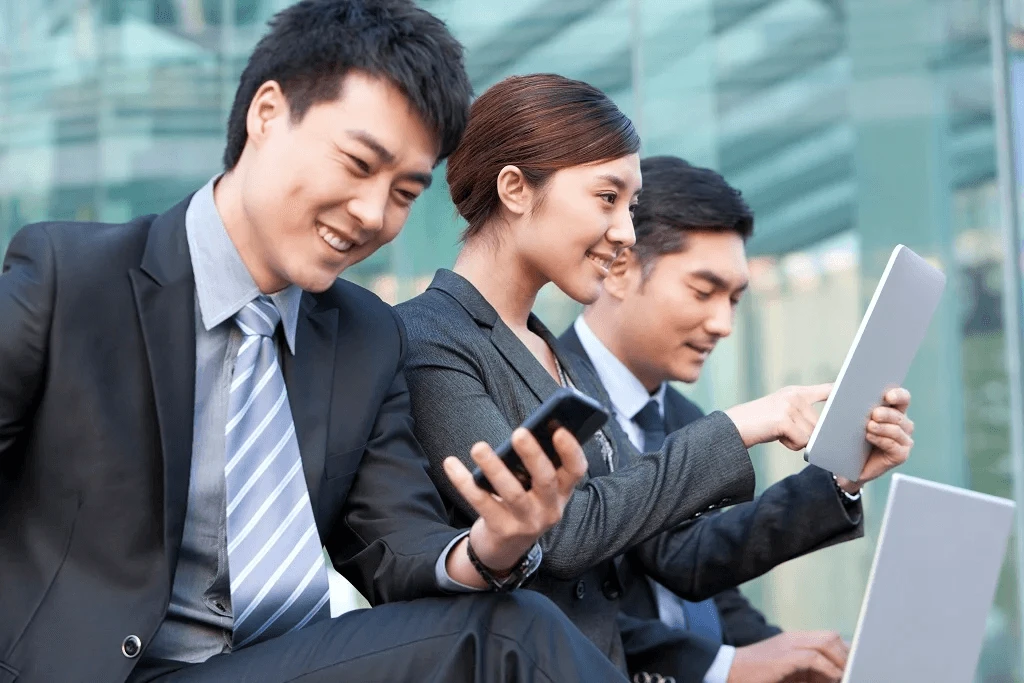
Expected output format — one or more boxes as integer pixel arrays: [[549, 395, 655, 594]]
[[671, 365, 702, 384], [290, 267, 343, 294], [555, 274, 602, 305]]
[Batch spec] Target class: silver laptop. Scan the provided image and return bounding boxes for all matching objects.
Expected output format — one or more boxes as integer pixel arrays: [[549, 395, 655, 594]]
[[844, 474, 1015, 682], [806, 245, 946, 480]]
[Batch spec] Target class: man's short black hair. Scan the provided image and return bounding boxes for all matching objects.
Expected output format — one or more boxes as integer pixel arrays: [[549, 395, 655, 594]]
[[632, 155, 754, 278], [223, 0, 471, 170]]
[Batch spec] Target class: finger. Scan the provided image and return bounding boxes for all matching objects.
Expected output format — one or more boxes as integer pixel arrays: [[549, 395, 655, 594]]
[[801, 383, 834, 404], [867, 421, 913, 449], [469, 440, 529, 506], [551, 427, 588, 492], [797, 400, 822, 433], [795, 651, 844, 680], [809, 632, 849, 669], [510, 428, 559, 501], [444, 455, 502, 519], [871, 405, 908, 424], [780, 410, 816, 451], [860, 436, 912, 481], [883, 387, 911, 409]]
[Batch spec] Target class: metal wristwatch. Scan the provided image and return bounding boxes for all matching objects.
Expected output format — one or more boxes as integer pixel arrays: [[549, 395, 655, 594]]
[[466, 539, 542, 592], [833, 474, 863, 504]]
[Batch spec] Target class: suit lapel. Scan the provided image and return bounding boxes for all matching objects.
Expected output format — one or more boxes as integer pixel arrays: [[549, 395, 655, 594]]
[[282, 295, 338, 522], [428, 269, 561, 403], [489, 321, 561, 403], [129, 196, 196, 579]]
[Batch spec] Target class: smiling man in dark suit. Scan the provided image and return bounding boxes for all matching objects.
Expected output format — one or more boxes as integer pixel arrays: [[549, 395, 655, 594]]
[[0, 2, 631, 682], [560, 156, 915, 683]]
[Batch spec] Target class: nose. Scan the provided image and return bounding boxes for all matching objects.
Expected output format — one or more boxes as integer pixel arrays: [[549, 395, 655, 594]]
[[607, 209, 636, 249], [346, 180, 389, 234], [705, 299, 734, 338]]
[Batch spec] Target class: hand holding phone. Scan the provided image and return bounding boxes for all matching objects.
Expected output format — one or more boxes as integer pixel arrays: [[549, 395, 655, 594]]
[[471, 388, 609, 494]]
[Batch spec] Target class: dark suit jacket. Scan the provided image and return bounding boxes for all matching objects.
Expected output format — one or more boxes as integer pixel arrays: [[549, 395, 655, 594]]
[[396, 269, 864, 671], [560, 324, 783, 647], [561, 325, 784, 681], [0, 200, 461, 683]]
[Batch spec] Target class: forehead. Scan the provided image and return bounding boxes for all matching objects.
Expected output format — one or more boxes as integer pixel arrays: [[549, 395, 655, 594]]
[[295, 71, 439, 168], [557, 154, 642, 191], [658, 231, 749, 282]]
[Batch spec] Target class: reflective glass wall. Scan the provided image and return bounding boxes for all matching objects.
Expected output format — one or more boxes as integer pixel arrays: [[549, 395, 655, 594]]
[[2, 0, 1023, 678]]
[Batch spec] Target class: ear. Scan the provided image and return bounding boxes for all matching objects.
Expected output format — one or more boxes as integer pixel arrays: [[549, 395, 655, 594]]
[[495, 165, 534, 218], [602, 248, 643, 301], [245, 80, 290, 151]]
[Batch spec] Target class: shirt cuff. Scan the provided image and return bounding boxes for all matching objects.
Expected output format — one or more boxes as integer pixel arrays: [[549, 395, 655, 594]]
[[435, 530, 483, 593], [704, 645, 736, 683]]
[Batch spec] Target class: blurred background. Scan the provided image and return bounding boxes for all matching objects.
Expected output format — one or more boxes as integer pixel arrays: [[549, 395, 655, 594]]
[[2, 0, 1024, 679]]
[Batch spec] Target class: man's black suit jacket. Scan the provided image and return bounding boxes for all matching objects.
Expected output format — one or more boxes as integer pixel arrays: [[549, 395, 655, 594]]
[[0, 198, 461, 683], [559, 324, 785, 681]]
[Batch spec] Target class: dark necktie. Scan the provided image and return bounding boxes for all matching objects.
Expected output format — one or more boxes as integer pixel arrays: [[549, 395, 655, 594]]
[[633, 399, 723, 643]]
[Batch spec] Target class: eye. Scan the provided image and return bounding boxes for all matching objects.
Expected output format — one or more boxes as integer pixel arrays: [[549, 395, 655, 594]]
[[628, 203, 638, 217], [395, 189, 420, 207], [693, 289, 712, 302], [347, 155, 371, 175], [599, 193, 617, 205]]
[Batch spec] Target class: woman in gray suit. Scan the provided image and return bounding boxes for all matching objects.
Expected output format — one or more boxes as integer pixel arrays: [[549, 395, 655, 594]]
[[396, 74, 914, 678]]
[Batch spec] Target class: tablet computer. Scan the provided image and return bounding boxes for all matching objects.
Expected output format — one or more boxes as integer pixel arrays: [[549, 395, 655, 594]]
[[805, 245, 945, 480]]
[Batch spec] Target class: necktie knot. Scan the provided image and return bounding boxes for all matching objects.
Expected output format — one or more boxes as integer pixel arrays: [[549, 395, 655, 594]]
[[632, 399, 663, 432], [234, 295, 281, 338]]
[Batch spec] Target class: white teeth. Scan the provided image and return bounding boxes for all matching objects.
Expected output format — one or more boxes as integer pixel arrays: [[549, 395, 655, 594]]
[[318, 224, 353, 253]]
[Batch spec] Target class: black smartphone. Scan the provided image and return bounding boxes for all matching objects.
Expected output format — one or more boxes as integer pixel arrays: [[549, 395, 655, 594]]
[[471, 387, 609, 494]]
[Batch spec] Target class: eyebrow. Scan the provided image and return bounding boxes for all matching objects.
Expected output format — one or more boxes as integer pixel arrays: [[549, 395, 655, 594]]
[[346, 129, 433, 188], [597, 173, 642, 198], [692, 269, 750, 293]]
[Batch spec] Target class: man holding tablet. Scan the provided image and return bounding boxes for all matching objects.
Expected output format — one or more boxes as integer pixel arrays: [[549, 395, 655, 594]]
[[560, 156, 917, 683]]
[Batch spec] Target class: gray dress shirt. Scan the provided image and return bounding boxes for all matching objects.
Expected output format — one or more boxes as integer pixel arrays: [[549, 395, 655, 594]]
[[143, 177, 481, 666], [143, 178, 304, 664]]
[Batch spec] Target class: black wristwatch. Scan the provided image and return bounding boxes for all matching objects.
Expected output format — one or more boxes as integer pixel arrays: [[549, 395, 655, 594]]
[[466, 539, 542, 592]]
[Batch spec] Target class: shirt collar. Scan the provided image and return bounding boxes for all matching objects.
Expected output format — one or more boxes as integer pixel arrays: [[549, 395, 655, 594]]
[[573, 315, 666, 421], [184, 175, 302, 354]]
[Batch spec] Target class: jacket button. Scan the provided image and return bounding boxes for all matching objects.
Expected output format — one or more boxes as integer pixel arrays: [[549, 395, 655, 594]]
[[122, 635, 142, 659], [574, 580, 586, 600], [602, 580, 621, 600]]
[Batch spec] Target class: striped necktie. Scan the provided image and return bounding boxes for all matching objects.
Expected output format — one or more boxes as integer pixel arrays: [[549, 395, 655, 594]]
[[224, 295, 331, 649], [633, 399, 723, 644]]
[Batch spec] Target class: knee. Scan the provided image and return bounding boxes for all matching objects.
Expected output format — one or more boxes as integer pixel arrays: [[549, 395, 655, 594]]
[[503, 589, 563, 620], [480, 589, 575, 641]]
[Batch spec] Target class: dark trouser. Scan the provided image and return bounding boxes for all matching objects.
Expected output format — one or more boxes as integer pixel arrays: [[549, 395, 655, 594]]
[[131, 591, 628, 683]]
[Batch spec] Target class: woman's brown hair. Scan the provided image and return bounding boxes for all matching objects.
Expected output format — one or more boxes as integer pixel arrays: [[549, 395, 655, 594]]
[[446, 73, 641, 240]]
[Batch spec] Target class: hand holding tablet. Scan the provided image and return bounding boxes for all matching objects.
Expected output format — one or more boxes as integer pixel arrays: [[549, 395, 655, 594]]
[[724, 245, 939, 488], [806, 244, 945, 481]]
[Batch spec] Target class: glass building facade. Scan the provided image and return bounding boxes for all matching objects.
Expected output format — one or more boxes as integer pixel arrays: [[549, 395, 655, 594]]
[[2, 0, 1024, 679]]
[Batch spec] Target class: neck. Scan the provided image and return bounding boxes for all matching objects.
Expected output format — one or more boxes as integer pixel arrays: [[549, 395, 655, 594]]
[[453, 231, 548, 331], [213, 168, 287, 294], [582, 304, 663, 393]]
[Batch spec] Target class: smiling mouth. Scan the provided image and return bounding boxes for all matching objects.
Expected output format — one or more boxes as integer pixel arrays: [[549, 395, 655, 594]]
[[685, 342, 714, 358], [317, 222, 355, 253], [586, 251, 614, 272]]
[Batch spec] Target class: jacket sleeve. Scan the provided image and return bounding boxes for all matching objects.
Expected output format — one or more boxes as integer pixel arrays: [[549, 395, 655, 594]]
[[0, 225, 56, 497], [713, 587, 783, 647], [327, 311, 462, 605], [635, 465, 864, 601], [400, 316, 757, 580]]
